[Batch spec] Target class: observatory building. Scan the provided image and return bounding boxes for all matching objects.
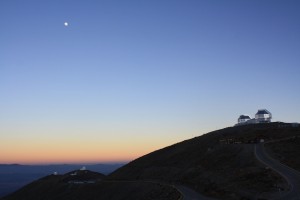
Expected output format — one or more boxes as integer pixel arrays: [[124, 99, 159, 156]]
[[255, 109, 272, 123], [236, 109, 272, 126], [238, 115, 251, 123]]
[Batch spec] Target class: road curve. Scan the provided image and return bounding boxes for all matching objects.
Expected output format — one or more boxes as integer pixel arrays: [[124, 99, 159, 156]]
[[175, 185, 217, 200], [255, 143, 300, 200]]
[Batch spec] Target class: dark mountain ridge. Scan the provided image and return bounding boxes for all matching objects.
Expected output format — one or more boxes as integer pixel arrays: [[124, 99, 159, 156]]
[[2, 169, 180, 200], [108, 122, 300, 199], [0, 163, 124, 198], [2, 122, 300, 200]]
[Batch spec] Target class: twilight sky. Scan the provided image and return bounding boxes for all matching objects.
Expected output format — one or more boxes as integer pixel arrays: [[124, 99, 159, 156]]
[[1, 0, 300, 164]]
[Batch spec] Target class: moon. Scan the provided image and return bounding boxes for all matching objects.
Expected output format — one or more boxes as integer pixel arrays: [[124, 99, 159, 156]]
[[64, 22, 68, 27]]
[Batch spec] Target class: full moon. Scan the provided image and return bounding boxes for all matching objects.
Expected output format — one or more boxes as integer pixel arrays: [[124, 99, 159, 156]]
[[64, 22, 68, 26]]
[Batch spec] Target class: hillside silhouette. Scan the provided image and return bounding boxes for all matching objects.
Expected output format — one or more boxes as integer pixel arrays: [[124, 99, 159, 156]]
[[109, 123, 300, 199], [2, 170, 180, 200], [2, 122, 300, 200], [0, 163, 124, 198]]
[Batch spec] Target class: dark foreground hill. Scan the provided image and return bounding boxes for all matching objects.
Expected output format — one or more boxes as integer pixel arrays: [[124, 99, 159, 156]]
[[109, 123, 300, 199], [2, 170, 180, 200], [0, 163, 124, 198], [266, 136, 300, 171], [3, 122, 300, 200]]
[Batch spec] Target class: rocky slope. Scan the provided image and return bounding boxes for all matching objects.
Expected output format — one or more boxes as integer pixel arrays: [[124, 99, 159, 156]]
[[109, 123, 300, 199]]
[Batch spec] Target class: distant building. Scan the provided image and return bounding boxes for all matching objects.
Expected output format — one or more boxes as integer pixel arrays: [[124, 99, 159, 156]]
[[236, 109, 272, 126], [238, 115, 251, 124], [70, 172, 77, 176], [255, 109, 272, 123]]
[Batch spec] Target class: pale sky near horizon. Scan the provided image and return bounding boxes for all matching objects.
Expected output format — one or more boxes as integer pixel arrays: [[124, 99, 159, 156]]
[[1, 0, 300, 164]]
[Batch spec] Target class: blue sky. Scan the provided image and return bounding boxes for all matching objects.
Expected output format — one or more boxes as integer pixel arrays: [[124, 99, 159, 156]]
[[1, 0, 300, 163]]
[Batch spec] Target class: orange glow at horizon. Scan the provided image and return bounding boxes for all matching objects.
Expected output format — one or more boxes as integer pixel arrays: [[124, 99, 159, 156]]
[[0, 144, 160, 164], [0, 131, 184, 165], [0, 120, 200, 165], [0, 142, 163, 164]]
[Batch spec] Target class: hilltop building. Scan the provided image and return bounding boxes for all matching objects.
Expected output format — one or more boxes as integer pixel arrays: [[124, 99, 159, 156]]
[[255, 109, 272, 123], [238, 115, 251, 123], [236, 109, 272, 126]]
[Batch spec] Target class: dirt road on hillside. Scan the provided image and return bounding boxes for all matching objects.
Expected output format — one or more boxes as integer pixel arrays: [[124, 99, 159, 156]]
[[255, 143, 300, 200]]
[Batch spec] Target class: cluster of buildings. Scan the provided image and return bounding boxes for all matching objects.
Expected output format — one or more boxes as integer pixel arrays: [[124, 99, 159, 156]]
[[236, 109, 272, 126]]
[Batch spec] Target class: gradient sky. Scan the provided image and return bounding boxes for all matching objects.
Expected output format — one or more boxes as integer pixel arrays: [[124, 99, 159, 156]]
[[1, 0, 300, 164]]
